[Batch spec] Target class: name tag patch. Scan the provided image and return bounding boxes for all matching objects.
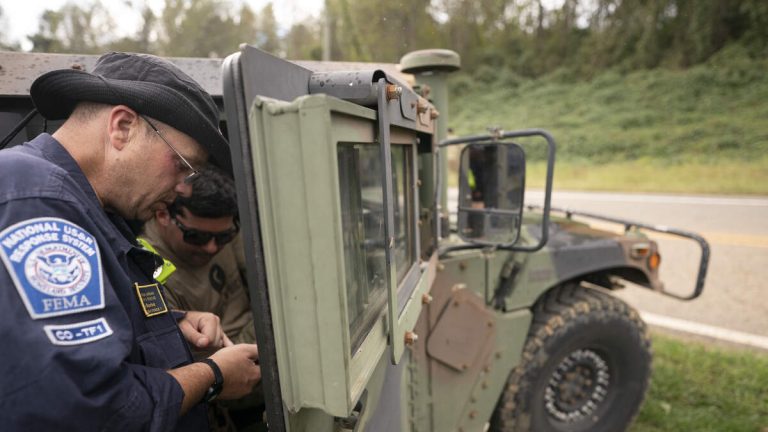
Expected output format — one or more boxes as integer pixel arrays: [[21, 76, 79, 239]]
[[135, 283, 168, 317], [0, 218, 105, 319], [44, 317, 113, 346]]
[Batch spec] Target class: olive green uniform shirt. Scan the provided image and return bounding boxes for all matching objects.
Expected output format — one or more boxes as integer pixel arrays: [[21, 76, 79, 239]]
[[142, 220, 255, 344]]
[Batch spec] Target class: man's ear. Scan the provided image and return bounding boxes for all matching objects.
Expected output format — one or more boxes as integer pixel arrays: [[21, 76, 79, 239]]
[[156, 208, 172, 226], [106, 105, 141, 151]]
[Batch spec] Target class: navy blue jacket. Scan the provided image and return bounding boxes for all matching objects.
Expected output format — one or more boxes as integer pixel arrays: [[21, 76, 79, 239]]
[[0, 134, 208, 431]]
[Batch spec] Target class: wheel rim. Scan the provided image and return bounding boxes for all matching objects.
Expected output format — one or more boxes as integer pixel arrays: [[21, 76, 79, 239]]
[[543, 348, 611, 423]]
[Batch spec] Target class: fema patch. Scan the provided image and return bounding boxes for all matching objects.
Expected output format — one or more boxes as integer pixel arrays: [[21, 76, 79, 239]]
[[44, 317, 113, 346], [0, 217, 105, 319]]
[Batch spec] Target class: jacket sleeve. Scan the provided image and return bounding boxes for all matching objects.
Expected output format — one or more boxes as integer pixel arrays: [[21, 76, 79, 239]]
[[0, 196, 187, 431]]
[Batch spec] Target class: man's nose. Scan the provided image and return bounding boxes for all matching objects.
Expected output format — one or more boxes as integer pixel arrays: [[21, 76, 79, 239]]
[[201, 238, 219, 254], [175, 181, 193, 197]]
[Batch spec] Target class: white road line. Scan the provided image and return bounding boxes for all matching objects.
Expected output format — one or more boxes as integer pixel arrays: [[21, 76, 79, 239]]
[[528, 191, 768, 207], [641, 311, 768, 351], [450, 188, 768, 206]]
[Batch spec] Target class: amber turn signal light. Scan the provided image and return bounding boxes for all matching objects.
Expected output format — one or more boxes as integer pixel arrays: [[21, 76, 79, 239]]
[[648, 252, 661, 270]]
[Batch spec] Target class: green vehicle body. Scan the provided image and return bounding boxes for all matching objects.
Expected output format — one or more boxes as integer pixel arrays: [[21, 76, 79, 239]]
[[0, 47, 709, 432]]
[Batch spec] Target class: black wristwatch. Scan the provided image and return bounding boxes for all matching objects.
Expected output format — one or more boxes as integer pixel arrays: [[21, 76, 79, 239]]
[[199, 358, 224, 403]]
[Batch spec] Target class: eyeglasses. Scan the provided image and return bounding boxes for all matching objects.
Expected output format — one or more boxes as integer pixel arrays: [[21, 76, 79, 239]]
[[141, 115, 199, 179], [172, 218, 239, 247]]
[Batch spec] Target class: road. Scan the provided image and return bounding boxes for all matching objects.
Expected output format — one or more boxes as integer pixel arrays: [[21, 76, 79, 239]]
[[448, 189, 768, 338]]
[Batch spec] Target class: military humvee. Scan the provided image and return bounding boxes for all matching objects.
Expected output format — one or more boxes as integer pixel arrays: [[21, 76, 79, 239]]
[[0, 47, 709, 432]]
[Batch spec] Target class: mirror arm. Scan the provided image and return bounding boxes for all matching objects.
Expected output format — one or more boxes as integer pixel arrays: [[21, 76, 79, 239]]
[[439, 129, 556, 253]]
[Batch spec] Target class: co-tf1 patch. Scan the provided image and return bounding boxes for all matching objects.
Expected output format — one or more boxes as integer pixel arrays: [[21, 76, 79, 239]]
[[44, 317, 114, 346], [0, 217, 105, 319]]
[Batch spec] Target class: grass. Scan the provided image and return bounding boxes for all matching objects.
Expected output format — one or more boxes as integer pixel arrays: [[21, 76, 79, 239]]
[[449, 45, 768, 195], [525, 157, 768, 195], [631, 333, 768, 431]]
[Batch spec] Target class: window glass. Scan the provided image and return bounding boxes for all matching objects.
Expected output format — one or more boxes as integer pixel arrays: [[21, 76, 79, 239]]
[[391, 145, 414, 284], [338, 143, 387, 352], [337, 143, 418, 351]]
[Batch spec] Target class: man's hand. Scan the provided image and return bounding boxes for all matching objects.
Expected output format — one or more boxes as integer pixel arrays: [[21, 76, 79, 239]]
[[210, 344, 261, 400], [168, 343, 260, 414], [178, 311, 233, 351]]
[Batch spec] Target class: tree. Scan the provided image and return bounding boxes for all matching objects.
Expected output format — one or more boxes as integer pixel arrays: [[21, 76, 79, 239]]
[[28, 1, 114, 54], [20, 0, 765, 76], [108, 4, 157, 53], [235, 4, 258, 48], [285, 20, 322, 60], [0, 6, 20, 50], [330, 0, 440, 63], [256, 4, 280, 55], [433, 0, 510, 71], [157, 0, 252, 58], [740, 0, 768, 55]]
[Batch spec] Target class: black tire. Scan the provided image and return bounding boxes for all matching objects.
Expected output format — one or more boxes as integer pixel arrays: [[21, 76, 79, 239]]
[[490, 283, 652, 432]]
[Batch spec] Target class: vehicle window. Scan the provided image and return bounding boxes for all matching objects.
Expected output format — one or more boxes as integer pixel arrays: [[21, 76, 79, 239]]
[[338, 143, 387, 352], [391, 144, 415, 284], [337, 142, 418, 352]]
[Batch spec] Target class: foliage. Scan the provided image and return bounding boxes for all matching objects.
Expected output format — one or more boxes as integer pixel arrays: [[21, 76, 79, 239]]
[[451, 45, 768, 161], [449, 44, 768, 194], [327, 0, 440, 63], [524, 158, 768, 195], [254, 3, 280, 55], [155, 0, 256, 57], [631, 333, 768, 431], [18, 0, 768, 76], [26, 0, 279, 58], [284, 19, 322, 61], [28, 1, 115, 54]]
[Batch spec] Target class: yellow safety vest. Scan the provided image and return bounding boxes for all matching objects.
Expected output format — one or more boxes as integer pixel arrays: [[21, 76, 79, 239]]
[[137, 237, 177, 284]]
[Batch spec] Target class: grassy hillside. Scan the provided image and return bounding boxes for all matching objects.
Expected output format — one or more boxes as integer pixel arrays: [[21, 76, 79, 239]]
[[449, 46, 768, 195]]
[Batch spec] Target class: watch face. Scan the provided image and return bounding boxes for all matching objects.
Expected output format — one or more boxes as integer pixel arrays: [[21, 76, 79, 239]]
[[205, 386, 219, 402], [205, 378, 223, 402]]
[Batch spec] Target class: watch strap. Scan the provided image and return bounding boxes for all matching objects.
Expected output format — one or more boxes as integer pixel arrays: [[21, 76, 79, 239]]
[[198, 358, 224, 403]]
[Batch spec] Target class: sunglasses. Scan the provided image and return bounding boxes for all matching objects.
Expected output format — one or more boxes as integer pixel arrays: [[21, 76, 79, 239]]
[[172, 218, 239, 247]]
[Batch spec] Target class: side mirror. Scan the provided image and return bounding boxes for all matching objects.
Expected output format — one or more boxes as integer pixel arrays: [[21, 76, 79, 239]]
[[458, 143, 526, 245]]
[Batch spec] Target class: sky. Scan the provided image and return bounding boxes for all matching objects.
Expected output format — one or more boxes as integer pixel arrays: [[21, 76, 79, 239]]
[[0, 0, 324, 51]]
